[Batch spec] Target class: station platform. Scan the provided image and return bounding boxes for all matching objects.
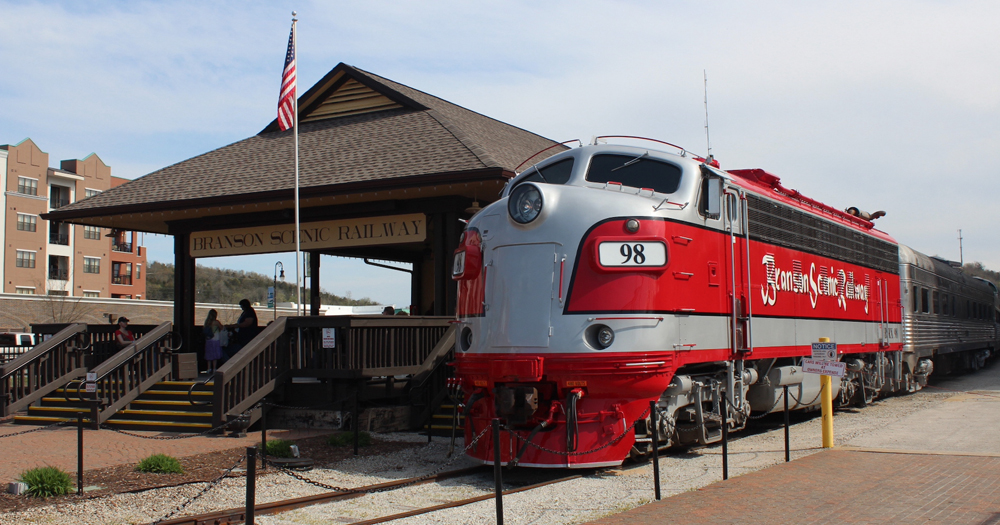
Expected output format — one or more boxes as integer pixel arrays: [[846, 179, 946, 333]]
[[588, 446, 1000, 524]]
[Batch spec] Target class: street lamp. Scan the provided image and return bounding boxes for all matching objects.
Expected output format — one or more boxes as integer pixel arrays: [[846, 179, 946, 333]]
[[274, 261, 285, 321]]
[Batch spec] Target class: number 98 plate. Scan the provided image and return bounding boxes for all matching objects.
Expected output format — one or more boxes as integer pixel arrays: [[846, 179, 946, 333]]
[[598, 241, 667, 267]]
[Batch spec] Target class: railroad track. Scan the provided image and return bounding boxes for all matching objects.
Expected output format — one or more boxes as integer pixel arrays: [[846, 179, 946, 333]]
[[155, 465, 582, 525]]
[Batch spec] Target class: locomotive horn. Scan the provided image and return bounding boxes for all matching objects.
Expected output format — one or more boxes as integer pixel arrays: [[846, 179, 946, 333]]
[[845, 207, 886, 221]]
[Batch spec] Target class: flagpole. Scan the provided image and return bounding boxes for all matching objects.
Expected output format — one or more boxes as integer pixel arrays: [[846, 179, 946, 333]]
[[292, 11, 302, 317]]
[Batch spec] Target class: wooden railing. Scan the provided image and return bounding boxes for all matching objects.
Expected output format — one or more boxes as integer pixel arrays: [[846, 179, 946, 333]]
[[89, 322, 179, 424], [32, 323, 160, 369], [213, 316, 455, 429], [0, 324, 88, 417], [0, 346, 31, 365]]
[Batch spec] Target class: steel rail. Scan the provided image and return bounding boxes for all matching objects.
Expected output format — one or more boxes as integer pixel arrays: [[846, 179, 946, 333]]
[[350, 472, 584, 525], [154, 465, 487, 525]]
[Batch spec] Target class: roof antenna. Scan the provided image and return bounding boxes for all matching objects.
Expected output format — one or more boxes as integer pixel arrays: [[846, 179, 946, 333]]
[[703, 70, 713, 162]]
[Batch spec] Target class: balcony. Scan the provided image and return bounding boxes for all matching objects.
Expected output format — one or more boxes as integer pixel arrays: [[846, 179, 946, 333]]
[[50, 198, 70, 209], [49, 232, 69, 245], [113, 242, 133, 253], [112, 274, 133, 285], [48, 268, 69, 281]]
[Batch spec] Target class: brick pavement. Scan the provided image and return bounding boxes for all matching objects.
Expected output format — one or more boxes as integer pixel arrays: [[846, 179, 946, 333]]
[[0, 421, 329, 483], [588, 449, 1000, 525]]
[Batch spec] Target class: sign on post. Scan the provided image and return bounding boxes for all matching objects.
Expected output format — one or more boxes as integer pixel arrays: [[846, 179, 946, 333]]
[[267, 286, 275, 309], [801, 358, 846, 377], [811, 342, 837, 361]]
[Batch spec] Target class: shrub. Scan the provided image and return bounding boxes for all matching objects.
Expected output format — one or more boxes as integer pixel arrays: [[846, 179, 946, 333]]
[[327, 431, 371, 448], [135, 454, 184, 474], [265, 438, 296, 458], [19, 466, 74, 498]]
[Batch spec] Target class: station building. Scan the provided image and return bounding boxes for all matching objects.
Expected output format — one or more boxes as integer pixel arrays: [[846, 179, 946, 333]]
[[0, 140, 147, 300], [44, 63, 562, 346]]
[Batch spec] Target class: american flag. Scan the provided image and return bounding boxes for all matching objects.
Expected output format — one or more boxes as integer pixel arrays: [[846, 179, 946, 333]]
[[277, 23, 296, 131]]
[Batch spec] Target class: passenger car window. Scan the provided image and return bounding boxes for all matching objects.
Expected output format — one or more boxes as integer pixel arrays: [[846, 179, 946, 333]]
[[585, 154, 682, 194], [921, 288, 929, 313]]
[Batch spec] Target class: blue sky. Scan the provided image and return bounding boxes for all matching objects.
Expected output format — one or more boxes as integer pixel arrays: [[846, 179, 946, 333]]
[[3, 1, 999, 305]]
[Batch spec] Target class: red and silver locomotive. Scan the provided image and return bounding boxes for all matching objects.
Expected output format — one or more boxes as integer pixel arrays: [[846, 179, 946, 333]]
[[451, 137, 997, 468]]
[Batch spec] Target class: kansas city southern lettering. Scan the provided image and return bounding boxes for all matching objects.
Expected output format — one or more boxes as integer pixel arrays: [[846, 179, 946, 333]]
[[190, 214, 426, 257]]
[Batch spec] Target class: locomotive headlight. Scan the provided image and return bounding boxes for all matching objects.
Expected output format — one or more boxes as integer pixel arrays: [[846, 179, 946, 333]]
[[597, 326, 615, 348], [508, 184, 543, 224]]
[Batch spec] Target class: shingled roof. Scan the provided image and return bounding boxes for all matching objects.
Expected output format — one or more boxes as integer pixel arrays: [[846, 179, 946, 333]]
[[46, 63, 562, 233]]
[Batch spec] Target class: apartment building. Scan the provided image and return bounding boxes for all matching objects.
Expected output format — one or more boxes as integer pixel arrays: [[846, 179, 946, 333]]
[[0, 138, 146, 298]]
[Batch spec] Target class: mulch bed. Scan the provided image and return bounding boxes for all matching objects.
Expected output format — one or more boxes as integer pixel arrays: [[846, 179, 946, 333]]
[[0, 433, 423, 514]]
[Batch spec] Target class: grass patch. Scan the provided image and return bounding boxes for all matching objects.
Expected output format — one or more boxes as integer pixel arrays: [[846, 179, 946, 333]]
[[135, 454, 184, 474], [265, 438, 297, 458], [19, 466, 74, 498], [327, 431, 372, 447]]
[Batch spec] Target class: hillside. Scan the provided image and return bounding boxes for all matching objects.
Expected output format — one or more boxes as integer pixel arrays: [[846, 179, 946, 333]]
[[145, 262, 378, 306]]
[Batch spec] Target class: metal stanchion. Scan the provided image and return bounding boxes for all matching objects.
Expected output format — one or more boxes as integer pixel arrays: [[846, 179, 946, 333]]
[[650, 400, 661, 500], [77, 413, 84, 495], [783, 385, 790, 462], [721, 395, 729, 481], [260, 403, 268, 470], [492, 418, 504, 525], [246, 447, 256, 525], [353, 385, 360, 456]]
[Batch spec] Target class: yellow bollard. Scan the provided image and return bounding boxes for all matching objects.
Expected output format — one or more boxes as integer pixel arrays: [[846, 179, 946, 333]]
[[819, 337, 834, 448]]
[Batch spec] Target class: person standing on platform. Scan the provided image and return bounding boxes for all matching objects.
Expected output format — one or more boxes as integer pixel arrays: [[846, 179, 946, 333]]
[[114, 317, 135, 349], [203, 309, 225, 373], [226, 299, 259, 356]]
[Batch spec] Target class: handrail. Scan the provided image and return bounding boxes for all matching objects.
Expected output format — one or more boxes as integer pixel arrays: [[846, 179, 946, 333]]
[[213, 317, 289, 428], [0, 324, 88, 417], [90, 322, 176, 424], [212, 316, 454, 429]]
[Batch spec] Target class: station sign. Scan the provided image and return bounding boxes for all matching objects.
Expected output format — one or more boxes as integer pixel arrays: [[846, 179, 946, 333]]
[[802, 358, 846, 378], [190, 213, 427, 258], [811, 342, 837, 361]]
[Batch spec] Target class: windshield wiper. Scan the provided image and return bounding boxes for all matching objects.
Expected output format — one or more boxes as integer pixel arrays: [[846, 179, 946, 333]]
[[531, 165, 548, 182], [611, 152, 648, 172]]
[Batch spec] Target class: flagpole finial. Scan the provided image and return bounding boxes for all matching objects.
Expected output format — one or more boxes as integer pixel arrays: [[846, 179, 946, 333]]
[[292, 10, 297, 17]]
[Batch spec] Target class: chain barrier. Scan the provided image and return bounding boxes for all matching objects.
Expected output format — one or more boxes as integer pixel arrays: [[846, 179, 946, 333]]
[[102, 404, 260, 440], [277, 424, 492, 494], [0, 419, 72, 439], [149, 453, 247, 525], [788, 385, 823, 407], [509, 406, 651, 457], [746, 393, 783, 420]]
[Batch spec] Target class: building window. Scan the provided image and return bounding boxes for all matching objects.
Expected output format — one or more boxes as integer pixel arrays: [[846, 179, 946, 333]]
[[16, 213, 37, 232], [83, 257, 100, 274], [47, 290, 68, 296], [83, 291, 100, 298], [15, 287, 35, 295], [136, 264, 141, 279], [16, 250, 35, 268], [85, 189, 101, 198], [17, 177, 38, 195], [50, 185, 71, 209], [84, 226, 101, 240]]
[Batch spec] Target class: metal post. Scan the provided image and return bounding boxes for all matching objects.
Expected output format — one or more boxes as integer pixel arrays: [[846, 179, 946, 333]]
[[492, 418, 504, 525], [77, 413, 84, 495], [260, 402, 268, 470], [721, 394, 729, 481], [246, 447, 256, 525], [650, 401, 661, 500], [783, 385, 790, 462], [353, 386, 360, 456], [819, 338, 834, 448]]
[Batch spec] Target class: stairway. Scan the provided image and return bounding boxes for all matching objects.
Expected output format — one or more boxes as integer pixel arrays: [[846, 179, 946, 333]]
[[425, 399, 464, 437], [14, 380, 215, 433]]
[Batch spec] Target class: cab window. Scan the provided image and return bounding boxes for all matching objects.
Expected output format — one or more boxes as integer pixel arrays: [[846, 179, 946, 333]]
[[512, 158, 575, 190], [585, 154, 682, 194]]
